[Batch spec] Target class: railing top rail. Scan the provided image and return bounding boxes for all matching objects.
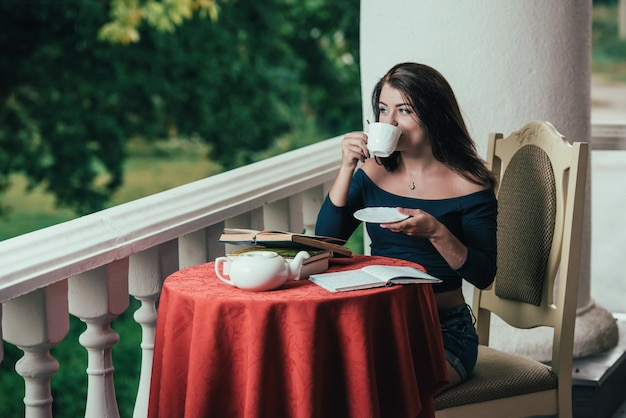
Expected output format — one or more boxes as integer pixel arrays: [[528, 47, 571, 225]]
[[0, 136, 342, 303]]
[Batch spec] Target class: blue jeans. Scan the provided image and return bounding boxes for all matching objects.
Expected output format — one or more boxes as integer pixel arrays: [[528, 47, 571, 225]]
[[439, 304, 478, 381]]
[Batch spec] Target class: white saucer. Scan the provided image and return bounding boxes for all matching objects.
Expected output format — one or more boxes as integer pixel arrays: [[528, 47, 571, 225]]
[[353, 207, 409, 223]]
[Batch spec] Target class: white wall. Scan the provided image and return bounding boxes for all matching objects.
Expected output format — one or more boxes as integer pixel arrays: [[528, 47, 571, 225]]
[[359, 0, 591, 157]]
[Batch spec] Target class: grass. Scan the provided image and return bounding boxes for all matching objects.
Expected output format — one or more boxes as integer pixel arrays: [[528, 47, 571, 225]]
[[0, 138, 222, 241], [0, 176, 76, 240]]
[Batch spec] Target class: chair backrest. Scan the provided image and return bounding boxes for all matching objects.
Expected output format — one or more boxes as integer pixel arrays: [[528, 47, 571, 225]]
[[474, 120, 588, 385]]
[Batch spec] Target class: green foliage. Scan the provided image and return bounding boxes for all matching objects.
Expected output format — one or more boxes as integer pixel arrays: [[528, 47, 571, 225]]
[[0, 0, 132, 215], [0, 343, 24, 417], [346, 223, 365, 255], [592, 3, 626, 82], [99, 0, 220, 44], [0, 0, 361, 217]]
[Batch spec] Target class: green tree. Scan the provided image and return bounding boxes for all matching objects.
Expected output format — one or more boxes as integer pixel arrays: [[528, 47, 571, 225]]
[[0, 0, 360, 217]]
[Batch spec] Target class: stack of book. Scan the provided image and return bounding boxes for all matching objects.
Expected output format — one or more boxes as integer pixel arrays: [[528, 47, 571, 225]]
[[219, 228, 353, 278]]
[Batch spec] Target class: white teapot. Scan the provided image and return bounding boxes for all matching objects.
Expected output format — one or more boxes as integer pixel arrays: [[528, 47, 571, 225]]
[[214, 250, 310, 291]]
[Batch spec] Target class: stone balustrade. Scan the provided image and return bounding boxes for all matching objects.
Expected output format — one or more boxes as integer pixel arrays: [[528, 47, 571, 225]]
[[0, 135, 341, 417]]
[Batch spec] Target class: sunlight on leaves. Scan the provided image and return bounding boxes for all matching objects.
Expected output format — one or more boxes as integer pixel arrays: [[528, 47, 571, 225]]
[[99, 0, 219, 44]]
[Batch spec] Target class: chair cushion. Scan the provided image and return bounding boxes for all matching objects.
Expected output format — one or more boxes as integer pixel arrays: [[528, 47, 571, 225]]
[[495, 144, 556, 306], [434, 345, 558, 410]]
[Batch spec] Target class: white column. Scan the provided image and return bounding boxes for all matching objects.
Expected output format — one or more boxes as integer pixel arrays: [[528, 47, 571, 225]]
[[360, 0, 617, 358]]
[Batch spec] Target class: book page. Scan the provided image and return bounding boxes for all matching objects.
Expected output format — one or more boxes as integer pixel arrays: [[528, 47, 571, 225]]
[[361, 265, 438, 282], [309, 269, 384, 291]]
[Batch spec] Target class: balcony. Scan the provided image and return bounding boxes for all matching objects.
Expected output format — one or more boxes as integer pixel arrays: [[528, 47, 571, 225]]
[[1, 124, 625, 417]]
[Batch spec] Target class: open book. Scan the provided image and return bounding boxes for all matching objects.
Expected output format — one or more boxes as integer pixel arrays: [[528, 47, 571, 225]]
[[219, 228, 352, 258], [309, 265, 441, 292]]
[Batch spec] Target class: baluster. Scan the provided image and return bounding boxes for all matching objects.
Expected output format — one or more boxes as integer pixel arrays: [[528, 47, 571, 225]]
[[260, 196, 311, 234], [287, 193, 305, 233], [178, 223, 225, 269], [128, 240, 178, 418], [263, 199, 290, 230], [178, 229, 207, 269], [205, 223, 226, 260], [68, 259, 129, 418], [302, 186, 325, 235], [2, 281, 69, 418]]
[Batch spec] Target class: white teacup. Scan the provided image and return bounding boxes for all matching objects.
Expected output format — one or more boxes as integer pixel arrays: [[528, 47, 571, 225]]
[[367, 122, 402, 157]]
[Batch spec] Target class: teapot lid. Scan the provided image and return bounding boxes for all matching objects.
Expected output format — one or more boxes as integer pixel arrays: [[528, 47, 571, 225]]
[[239, 251, 279, 259]]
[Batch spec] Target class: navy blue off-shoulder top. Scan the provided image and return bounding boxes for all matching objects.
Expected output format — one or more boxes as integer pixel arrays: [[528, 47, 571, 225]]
[[315, 169, 497, 293]]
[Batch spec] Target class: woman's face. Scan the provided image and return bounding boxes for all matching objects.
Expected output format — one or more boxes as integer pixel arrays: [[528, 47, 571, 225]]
[[377, 84, 427, 152]]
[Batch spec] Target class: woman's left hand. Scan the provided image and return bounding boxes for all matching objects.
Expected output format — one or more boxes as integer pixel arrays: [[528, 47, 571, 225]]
[[381, 207, 468, 270], [380, 207, 439, 238]]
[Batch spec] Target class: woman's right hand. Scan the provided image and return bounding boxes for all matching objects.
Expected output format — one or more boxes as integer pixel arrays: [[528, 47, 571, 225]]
[[341, 131, 370, 168], [328, 131, 369, 207]]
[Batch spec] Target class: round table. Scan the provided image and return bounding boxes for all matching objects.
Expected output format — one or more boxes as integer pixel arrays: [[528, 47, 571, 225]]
[[148, 255, 447, 418]]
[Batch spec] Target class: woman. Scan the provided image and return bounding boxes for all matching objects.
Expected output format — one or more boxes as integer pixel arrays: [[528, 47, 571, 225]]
[[315, 62, 497, 392]]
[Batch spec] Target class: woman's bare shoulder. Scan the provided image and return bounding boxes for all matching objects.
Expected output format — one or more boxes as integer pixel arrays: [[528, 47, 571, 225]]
[[418, 169, 487, 199], [360, 159, 387, 179], [452, 171, 490, 194]]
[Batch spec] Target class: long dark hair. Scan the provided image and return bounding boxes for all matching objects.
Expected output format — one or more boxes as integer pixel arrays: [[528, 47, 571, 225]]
[[371, 62, 495, 189]]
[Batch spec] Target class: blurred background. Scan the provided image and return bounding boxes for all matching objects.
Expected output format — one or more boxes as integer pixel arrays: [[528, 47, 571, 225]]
[[1, 1, 625, 242], [0, 0, 363, 240], [0, 0, 624, 416]]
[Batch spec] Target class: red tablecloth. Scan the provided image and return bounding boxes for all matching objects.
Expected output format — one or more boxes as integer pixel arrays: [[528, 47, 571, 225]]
[[148, 255, 447, 418]]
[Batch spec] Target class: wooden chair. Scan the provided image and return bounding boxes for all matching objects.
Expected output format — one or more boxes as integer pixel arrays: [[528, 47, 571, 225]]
[[434, 120, 589, 418]]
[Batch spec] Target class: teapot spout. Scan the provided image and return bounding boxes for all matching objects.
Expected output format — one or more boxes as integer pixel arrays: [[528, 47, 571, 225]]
[[288, 251, 311, 280]]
